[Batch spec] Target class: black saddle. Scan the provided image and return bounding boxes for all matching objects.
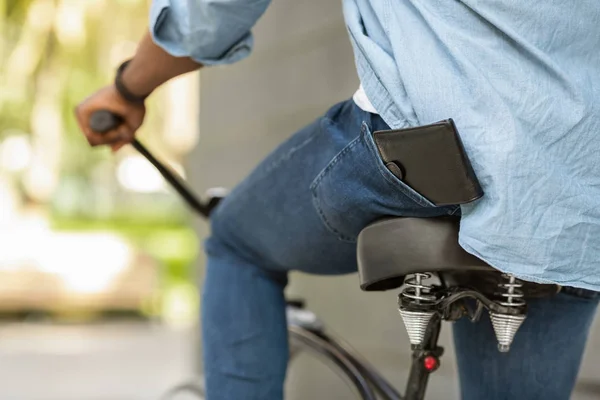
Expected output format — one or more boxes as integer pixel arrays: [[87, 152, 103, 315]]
[[357, 217, 558, 297], [357, 217, 491, 291]]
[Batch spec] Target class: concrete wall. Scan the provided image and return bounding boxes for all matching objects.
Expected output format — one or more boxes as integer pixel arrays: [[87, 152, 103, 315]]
[[191, 2, 355, 189], [188, 1, 600, 398]]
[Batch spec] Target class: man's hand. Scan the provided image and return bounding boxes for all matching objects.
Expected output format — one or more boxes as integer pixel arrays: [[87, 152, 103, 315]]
[[74, 84, 146, 152], [75, 32, 201, 152]]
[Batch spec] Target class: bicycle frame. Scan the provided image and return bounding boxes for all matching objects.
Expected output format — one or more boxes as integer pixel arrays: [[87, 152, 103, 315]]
[[161, 311, 442, 400], [91, 120, 530, 400], [287, 304, 444, 400], [88, 120, 444, 400], [286, 276, 536, 400]]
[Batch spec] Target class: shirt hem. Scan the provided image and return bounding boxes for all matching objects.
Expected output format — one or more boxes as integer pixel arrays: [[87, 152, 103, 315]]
[[458, 235, 600, 292]]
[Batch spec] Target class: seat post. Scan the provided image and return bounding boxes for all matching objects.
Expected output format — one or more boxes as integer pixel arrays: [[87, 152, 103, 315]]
[[404, 313, 443, 400]]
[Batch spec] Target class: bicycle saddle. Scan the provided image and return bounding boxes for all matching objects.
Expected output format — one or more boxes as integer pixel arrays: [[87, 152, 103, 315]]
[[357, 217, 493, 291]]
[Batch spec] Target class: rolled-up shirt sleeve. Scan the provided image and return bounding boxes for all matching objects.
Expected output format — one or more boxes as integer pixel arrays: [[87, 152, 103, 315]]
[[149, 0, 271, 65]]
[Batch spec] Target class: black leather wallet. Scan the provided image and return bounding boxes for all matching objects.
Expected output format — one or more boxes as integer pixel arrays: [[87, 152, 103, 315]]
[[373, 119, 483, 206]]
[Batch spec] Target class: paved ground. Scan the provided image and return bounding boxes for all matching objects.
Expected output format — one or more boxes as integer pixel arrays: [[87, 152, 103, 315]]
[[1, 273, 599, 400], [0, 321, 196, 400]]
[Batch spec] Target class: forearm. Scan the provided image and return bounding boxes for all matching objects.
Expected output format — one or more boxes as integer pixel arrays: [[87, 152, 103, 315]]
[[121, 32, 203, 97]]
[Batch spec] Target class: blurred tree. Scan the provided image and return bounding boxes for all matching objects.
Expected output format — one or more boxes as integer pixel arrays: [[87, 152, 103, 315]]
[[0, 0, 200, 309], [1, 0, 152, 176], [0, 0, 191, 214]]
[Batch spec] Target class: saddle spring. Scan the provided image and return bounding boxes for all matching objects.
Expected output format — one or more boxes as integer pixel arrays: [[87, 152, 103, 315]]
[[399, 273, 437, 346], [490, 274, 527, 353], [497, 273, 525, 307], [401, 273, 436, 305]]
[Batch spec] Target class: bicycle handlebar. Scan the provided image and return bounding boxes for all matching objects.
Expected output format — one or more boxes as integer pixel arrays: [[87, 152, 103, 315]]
[[89, 110, 123, 134], [89, 110, 214, 219]]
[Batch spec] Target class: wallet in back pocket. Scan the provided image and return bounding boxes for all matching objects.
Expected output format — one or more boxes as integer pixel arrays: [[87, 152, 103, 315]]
[[373, 119, 483, 206]]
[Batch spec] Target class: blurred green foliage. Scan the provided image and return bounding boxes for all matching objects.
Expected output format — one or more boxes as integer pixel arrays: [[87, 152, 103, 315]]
[[1, 0, 153, 175], [0, 0, 200, 317]]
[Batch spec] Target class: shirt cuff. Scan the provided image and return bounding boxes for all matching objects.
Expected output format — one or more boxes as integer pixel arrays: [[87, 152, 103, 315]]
[[149, 0, 253, 66]]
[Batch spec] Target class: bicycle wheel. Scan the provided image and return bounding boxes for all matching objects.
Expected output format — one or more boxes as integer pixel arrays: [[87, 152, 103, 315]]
[[159, 380, 205, 400], [159, 327, 382, 400], [288, 326, 378, 400]]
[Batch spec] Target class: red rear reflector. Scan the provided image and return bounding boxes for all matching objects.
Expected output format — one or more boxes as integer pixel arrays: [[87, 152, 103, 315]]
[[423, 356, 439, 371]]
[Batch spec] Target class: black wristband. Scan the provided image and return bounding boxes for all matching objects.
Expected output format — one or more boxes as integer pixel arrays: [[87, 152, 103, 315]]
[[114, 60, 148, 104]]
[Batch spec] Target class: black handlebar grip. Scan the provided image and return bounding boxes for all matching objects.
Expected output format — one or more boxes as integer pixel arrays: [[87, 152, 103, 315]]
[[86, 109, 214, 219], [89, 110, 124, 134]]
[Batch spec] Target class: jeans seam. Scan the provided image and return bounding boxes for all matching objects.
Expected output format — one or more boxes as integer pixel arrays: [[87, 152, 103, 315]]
[[262, 126, 321, 177], [311, 134, 362, 190], [310, 135, 363, 243]]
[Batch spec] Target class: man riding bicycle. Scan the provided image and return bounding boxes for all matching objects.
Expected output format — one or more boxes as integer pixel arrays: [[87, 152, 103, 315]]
[[75, 1, 600, 399]]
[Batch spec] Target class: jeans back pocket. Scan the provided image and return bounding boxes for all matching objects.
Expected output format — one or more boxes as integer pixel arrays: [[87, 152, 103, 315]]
[[310, 122, 447, 242]]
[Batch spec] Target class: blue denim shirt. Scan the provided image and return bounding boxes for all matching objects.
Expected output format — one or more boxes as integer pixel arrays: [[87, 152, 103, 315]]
[[149, 0, 600, 291]]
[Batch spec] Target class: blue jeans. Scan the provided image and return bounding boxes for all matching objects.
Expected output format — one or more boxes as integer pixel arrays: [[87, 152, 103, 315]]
[[202, 100, 598, 399]]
